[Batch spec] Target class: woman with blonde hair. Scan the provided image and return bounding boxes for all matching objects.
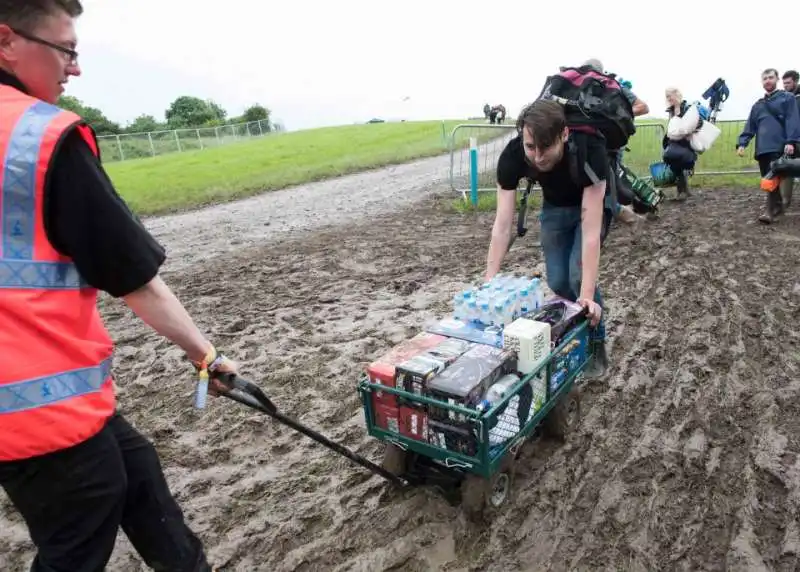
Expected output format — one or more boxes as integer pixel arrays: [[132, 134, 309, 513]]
[[662, 87, 699, 200]]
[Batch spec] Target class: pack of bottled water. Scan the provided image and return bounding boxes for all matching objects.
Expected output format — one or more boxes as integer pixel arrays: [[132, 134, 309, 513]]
[[451, 273, 544, 327]]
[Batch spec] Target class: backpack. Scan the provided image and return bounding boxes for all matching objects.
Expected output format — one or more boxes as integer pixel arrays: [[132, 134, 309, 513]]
[[536, 65, 636, 150]]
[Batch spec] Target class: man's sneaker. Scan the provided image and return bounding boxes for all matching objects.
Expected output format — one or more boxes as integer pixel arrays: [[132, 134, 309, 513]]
[[583, 340, 609, 380]]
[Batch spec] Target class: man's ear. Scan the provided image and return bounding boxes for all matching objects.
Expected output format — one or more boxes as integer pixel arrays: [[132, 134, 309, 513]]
[[562, 126, 569, 143], [0, 24, 17, 60]]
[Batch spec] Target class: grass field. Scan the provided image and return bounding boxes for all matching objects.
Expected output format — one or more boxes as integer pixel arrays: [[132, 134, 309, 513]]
[[104, 115, 763, 217], [106, 119, 498, 216]]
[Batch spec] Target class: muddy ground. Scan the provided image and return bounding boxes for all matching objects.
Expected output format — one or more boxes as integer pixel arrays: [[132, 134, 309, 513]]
[[1, 165, 800, 571]]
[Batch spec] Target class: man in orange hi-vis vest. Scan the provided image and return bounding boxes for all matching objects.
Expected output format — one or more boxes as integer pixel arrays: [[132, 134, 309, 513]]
[[0, 2, 239, 570]]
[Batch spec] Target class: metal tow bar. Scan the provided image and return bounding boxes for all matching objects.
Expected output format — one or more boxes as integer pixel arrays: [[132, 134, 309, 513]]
[[211, 372, 410, 488]]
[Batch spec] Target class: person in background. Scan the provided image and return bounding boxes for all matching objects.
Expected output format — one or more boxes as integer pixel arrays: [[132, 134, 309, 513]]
[[0, 1, 237, 570], [780, 69, 799, 208], [736, 68, 800, 223], [662, 87, 698, 201], [583, 58, 650, 224]]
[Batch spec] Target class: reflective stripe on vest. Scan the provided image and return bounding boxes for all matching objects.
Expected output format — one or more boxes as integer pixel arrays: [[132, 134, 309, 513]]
[[0, 100, 88, 289], [0, 357, 113, 414]]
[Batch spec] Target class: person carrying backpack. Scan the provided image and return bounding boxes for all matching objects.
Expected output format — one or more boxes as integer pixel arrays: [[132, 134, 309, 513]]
[[483, 65, 636, 380], [736, 68, 800, 223]]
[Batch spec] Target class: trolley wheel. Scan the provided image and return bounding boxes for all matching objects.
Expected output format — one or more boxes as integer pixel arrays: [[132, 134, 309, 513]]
[[381, 442, 410, 476], [460, 454, 515, 522], [542, 387, 581, 442]]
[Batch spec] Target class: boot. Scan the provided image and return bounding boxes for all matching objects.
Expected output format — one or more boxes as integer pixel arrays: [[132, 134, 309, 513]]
[[675, 172, 689, 201], [583, 339, 609, 380], [758, 189, 783, 223], [780, 177, 793, 209]]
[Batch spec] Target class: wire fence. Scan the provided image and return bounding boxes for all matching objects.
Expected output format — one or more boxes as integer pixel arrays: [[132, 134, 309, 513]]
[[95, 119, 276, 162]]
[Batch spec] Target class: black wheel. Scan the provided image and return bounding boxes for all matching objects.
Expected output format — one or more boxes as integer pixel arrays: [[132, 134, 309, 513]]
[[381, 443, 409, 476], [541, 387, 581, 442], [460, 454, 515, 522]]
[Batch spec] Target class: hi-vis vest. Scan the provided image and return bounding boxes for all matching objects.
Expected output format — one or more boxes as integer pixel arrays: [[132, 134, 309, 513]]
[[0, 84, 116, 461]]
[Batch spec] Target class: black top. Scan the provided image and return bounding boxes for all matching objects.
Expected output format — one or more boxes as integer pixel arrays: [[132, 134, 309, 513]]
[[496, 130, 609, 207], [0, 70, 166, 297]]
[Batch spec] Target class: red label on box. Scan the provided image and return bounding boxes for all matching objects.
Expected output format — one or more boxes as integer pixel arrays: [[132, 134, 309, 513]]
[[374, 403, 400, 434], [399, 406, 428, 441]]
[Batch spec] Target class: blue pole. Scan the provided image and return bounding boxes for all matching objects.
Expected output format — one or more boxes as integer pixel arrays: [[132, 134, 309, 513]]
[[469, 136, 478, 206]]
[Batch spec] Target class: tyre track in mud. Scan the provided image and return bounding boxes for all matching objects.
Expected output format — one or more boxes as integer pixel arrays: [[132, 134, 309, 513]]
[[1, 178, 800, 571]]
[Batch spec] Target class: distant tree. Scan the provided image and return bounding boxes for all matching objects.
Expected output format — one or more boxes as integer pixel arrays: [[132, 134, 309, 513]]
[[57, 95, 121, 135], [125, 114, 164, 133], [165, 96, 227, 129]]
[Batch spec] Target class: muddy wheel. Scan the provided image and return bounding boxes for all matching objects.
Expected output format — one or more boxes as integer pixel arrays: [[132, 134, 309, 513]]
[[542, 387, 581, 442], [381, 443, 409, 476], [460, 455, 515, 522]]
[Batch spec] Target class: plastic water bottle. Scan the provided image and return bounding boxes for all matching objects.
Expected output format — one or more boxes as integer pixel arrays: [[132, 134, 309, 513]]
[[479, 301, 491, 325], [452, 293, 464, 320], [530, 278, 544, 310], [466, 299, 479, 322], [519, 287, 531, 314], [485, 373, 521, 404]]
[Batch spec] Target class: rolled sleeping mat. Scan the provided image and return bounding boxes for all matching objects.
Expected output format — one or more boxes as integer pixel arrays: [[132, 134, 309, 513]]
[[769, 157, 800, 177]]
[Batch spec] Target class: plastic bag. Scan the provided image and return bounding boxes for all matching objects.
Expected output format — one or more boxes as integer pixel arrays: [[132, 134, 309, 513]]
[[689, 119, 721, 153], [666, 104, 699, 140]]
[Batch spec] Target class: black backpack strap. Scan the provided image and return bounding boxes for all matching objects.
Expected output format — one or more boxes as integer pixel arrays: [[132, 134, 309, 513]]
[[517, 178, 534, 237]]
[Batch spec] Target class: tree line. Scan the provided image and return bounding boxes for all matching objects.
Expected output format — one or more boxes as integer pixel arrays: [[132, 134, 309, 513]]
[[56, 95, 276, 136]]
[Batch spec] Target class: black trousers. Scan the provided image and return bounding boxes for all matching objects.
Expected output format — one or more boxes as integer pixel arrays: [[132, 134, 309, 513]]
[[0, 413, 210, 572], [758, 152, 783, 176]]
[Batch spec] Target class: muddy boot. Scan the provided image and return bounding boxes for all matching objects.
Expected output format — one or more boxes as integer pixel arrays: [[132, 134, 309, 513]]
[[617, 204, 644, 224], [675, 173, 689, 201], [758, 192, 778, 224], [780, 177, 793, 209], [583, 339, 609, 380]]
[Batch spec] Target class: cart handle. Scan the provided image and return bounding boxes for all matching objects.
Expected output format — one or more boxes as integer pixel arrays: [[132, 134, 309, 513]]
[[210, 372, 411, 489]]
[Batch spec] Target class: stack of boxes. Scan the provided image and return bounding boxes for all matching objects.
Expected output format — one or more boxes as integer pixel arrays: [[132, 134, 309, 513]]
[[363, 289, 590, 456]]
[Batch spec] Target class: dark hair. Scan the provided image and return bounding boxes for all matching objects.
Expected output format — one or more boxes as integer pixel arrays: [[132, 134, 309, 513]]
[[762, 68, 779, 78], [0, 0, 82, 32], [783, 70, 799, 82], [516, 99, 566, 150]]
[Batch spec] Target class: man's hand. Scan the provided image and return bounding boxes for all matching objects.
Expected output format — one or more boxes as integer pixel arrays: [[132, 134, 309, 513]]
[[578, 298, 603, 327], [785, 144, 795, 156], [192, 344, 240, 397], [737, 146, 746, 157]]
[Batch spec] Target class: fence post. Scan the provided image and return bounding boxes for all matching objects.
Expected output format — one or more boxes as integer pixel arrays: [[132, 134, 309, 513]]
[[258, 120, 263, 136], [196, 129, 203, 150], [147, 132, 155, 157], [469, 137, 478, 206], [115, 134, 124, 161], [214, 126, 220, 144], [174, 130, 182, 152]]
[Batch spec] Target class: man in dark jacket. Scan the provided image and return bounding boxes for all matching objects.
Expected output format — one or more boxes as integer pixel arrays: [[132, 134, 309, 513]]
[[736, 68, 800, 223], [781, 70, 799, 208]]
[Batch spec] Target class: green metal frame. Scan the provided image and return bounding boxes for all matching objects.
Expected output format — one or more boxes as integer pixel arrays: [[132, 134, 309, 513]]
[[358, 320, 592, 479]]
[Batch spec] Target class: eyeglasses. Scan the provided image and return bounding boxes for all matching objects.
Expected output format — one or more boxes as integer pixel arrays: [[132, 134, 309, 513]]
[[11, 27, 78, 64]]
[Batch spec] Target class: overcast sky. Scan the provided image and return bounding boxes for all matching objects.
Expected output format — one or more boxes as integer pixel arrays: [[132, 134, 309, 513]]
[[71, 0, 799, 132]]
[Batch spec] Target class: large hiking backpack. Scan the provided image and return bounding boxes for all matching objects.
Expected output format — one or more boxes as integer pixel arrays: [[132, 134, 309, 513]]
[[537, 65, 636, 150]]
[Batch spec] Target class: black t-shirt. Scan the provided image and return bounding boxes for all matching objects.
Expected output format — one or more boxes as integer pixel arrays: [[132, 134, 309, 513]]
[[496, 130, 609, 207], [1, 70, 166, 298]]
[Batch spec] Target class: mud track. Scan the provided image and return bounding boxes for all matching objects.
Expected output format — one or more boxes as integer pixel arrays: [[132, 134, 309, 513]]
[[1, 165, 800, 571]]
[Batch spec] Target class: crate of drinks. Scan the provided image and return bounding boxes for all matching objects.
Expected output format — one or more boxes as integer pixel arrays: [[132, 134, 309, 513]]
[[358, 278, 594, 490]]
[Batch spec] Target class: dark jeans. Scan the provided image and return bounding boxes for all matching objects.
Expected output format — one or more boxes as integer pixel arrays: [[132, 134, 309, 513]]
[[539, 200, 606, 342], [0, 413, 210, 572]]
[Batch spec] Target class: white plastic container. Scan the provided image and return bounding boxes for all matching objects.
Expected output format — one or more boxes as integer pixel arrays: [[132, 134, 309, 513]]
[[502, 317, 551, 374]]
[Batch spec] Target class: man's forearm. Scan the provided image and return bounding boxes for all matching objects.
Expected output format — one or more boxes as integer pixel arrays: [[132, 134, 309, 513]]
[[579, 235, 601, 300], [485, 228, 512, 280], [122, 275, 212, 363]]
